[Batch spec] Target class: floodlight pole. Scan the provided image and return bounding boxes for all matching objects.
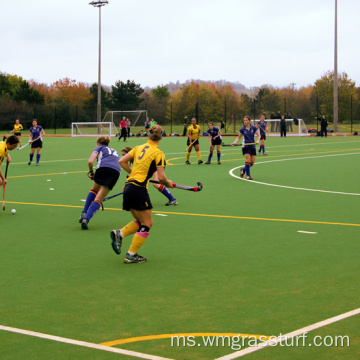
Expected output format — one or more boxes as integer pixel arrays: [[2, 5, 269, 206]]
[[89, 1, 108, 123], [333, 0, 339, 132]]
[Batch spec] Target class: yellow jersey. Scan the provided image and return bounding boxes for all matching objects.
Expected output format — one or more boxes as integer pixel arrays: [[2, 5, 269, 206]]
[[188, 124, 201, 140], [0, 141, 8, 165], [126, 140, 166, 189], [13, 124, 23, 134]]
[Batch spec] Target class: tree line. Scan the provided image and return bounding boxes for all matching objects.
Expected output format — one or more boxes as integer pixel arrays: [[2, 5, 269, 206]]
[[0, 71, 358, 131]]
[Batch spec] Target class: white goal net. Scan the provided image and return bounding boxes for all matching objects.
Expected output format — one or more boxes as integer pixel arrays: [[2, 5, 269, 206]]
[[251, 119, 309, 136], [102, 110, 148, 127], [71, 122, 119, 137]]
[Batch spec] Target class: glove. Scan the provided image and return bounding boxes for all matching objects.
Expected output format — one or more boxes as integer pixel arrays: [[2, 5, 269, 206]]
[[87, 170, 95, 180]]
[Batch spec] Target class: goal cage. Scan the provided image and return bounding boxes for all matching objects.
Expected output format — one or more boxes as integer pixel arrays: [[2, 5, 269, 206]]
[[102, 110, 148, 128], [71, 122, 119, 137], [250, 119, 309, 136]]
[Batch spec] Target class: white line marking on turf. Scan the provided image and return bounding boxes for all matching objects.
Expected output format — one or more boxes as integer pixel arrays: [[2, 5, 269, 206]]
[[0, 325, 173, 360], [155, 214, 168, 216], [80, 199, 86, 202], [10, 158, 88, 166], [229, 152, 360, 196], [49, 188, 55, 191], [47, 179, 51, 182], [214, 308, 360, 359], [297, 231, 318, 234]]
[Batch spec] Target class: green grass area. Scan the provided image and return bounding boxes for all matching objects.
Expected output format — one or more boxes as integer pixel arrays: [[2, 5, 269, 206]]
[[1, 135, 359, 359]]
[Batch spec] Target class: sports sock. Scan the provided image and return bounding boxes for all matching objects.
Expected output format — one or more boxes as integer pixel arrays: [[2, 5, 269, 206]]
[[158, 184, 176, 201], [245, 161, 251, 176], [128, 225, 150, 254], [121, 220, 141, 238], [263, 145, 265, 153], [186, 152, 191, 161], [207, 153, 213, 162], [36, 154, 41, 163], [84, 200, 101, 221], [196, 151, 201, 160], [29, 154, 34, 162], [82, 189, 98, 213], [217, 152, 221, 162]]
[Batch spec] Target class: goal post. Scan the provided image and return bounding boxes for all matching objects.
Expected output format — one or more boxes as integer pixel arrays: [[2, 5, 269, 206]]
[[251, 119, 309, 136], [71, 122, 119, 137], [102, 110, 148, 127]]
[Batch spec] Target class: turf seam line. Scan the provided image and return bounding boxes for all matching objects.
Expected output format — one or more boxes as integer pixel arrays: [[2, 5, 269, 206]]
[[214, 308, 360, 359], [0, 325, 173, 360]]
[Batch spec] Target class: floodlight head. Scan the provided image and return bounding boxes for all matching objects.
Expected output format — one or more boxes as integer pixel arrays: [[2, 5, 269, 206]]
[[89, 0, 109, 7]]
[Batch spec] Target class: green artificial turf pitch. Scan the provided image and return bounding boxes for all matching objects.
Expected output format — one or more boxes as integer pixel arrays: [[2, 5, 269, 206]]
[[1, 135, 359, 360]]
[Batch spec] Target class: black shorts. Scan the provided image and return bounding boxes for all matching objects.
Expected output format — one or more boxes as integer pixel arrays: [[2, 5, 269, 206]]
[[187, 139, 199, 147], [31, 139, 42, 148], [211, 138, 222, 146], [260, 134, 266, 140], [94, 167, 120, 190], [14, 133, 21, 137], [123, 183, 153, 211], [242, 147, 257, 156]]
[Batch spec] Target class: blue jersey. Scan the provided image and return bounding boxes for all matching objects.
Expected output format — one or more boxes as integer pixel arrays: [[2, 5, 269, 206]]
[[94, 145, 121, 173], [257, 120, 267, 135], [30, 125, 43, 140], [207, 126, 221, 140], [239, 125, 258, 147]]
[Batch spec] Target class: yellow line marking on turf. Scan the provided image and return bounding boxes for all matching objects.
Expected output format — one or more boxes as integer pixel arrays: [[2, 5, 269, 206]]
[[6, 201, 360, 227], [8, 171, 86, 179], [100, 333, 270, 347]]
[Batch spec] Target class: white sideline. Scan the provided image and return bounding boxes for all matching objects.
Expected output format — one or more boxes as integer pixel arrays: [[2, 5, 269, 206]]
[[229, 152, 360, 196], [215, 308, 360, 359], [0, 325, 172, 360]]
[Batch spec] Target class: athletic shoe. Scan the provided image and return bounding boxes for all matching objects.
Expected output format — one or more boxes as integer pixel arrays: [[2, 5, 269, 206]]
[[79, 212, 86, 223], [246, 175, 253, 180], [240, 168, 245, 178], [124, 252, 147, 264], [185, 161, 191, 165], [28, 161, 31, 165], [81, 219, 89, 230], [263, 152, 268, 155], [198, 160, 203, 164], [36, 162, 39, 166], [165, 199, 178, 206], [258, 151, 261, 155], [218, 161, 221, 164], [110, 229, 123, 255], [205, 161, 211, 164]]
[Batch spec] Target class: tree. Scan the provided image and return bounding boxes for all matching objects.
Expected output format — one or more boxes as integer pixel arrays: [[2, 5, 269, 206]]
[[14, 80, 44, 105], [314, 71, 356, 123], [86, 83, 111, 109], [52, 78, 91, 106], [111, 80, 144, 110], [152, 85, 170, 100]]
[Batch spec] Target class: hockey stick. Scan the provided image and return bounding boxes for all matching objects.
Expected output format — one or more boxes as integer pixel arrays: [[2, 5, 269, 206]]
[[101, 191, 124, 211], [17, 136, 41, 150], [222, 142, 256, 147], [149, 180, 203, 192], [2, 162, 9, 210], [186, 138, 198, 151]]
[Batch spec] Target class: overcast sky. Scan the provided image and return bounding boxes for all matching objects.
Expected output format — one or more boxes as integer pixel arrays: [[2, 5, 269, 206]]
[[1, 0, 359, 89]]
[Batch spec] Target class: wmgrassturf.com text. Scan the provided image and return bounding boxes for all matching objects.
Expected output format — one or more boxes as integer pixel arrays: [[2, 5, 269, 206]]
[[170, 333, 350, 351]]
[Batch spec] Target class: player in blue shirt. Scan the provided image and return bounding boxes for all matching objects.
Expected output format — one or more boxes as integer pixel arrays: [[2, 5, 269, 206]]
[[205, 122, 222, 164], [231, 115, 260, 180], [28, 119, 45, 166], [79, 136, 121, 230], [257, 114, 268, 155]]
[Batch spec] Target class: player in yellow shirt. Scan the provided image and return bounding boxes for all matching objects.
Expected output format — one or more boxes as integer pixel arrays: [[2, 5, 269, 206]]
[[0, 135, 19, 188], [186, 117, 203, 164], [111, 125, 175, 264], [10, 119, 23, 147]]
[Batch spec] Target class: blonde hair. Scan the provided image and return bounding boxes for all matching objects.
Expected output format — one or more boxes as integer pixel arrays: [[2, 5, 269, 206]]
[[149, 125, 163, 141], [97, 136, 111, 146]]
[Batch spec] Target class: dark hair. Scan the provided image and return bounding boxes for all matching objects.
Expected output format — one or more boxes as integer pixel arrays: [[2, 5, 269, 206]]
[[97, 136, 110, 146], [209, 122, 214, 126], [3, 135, 19, 145], [244, 115, 251, 121], [121, 146, 132, 154]]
